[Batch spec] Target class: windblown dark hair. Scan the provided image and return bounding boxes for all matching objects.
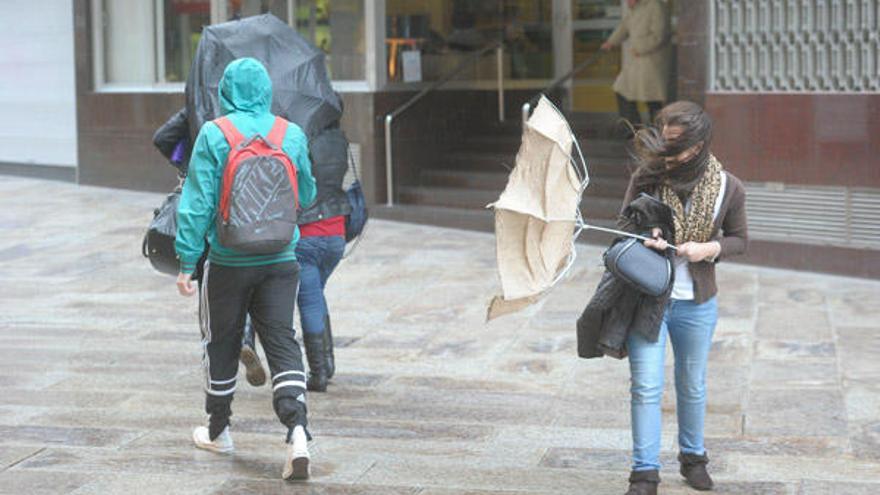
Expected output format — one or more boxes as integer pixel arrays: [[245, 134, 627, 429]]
[[630, 100, 713, 197]]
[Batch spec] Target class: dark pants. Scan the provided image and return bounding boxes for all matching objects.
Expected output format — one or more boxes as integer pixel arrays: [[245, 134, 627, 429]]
[[616, 93, 664, 126], [296, 236, 345, 335], [199, 261, 308, 439]]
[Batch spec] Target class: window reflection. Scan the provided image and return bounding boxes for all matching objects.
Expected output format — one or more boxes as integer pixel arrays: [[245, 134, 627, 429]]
[[385, 0, 554, 82], [164, 0, 211, 82]]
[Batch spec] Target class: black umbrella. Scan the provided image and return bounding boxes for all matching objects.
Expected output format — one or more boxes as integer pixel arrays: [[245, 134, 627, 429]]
[[186, 13, 343, 139]]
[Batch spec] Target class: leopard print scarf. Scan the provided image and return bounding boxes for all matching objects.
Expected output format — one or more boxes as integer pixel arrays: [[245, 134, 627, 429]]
[[659, 155, 723, 245]]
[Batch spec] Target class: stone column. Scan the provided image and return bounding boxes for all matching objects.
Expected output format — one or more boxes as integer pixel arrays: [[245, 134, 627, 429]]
[[675, 0, 710, 105]]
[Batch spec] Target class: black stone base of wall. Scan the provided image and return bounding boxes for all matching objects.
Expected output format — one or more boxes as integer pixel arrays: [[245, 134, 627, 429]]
[[0, 162, 77, 183]]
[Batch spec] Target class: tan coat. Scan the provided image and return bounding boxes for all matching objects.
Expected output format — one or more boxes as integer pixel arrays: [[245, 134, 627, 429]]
[[607, 0, 672, 102]]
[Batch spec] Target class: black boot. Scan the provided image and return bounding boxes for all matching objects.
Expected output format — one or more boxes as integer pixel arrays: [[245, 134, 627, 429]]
[[323, 314, 335, 379], [625, 470, 659, 495], [303, 331, 328, 392], [240, 320, 266, 386], [679, 452, 714, 491]]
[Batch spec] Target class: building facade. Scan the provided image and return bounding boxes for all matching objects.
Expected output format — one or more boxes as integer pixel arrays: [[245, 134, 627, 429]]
[[1, 0, 878, 277]]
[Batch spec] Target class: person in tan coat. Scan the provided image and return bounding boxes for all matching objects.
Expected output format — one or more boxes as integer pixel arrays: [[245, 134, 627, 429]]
[[601, 0, 672, 128]]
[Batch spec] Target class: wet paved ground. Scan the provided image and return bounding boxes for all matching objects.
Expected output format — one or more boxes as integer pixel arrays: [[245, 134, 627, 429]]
[[1, 175, 879, 494]]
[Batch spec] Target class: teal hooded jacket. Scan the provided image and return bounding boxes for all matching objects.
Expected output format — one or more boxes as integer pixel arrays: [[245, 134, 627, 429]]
[[175, 58, 317, 274]]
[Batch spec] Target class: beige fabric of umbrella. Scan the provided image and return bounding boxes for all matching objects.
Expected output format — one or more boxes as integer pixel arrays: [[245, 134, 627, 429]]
[[487, 96, 585, 320]]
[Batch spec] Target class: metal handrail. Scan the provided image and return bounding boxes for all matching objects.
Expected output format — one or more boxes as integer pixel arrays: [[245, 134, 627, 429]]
[[384, 41, 506, 207], [521, 50, 605, 125]]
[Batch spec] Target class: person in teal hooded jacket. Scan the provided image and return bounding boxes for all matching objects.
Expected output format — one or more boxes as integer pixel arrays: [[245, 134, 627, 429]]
[[175, 58, 316, 272], [175, 57, 317, 481]]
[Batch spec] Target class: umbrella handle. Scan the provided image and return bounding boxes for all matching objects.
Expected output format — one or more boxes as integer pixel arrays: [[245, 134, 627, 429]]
[[578, 223, 678, 252]]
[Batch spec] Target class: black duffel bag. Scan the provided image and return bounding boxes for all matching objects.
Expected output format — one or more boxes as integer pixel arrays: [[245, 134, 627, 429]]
[[143, 188, 182, 277], [142, 187, 207, 280]]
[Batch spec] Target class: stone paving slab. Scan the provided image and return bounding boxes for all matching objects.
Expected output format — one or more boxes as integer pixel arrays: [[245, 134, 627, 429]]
[[1, 176, 879, 494]]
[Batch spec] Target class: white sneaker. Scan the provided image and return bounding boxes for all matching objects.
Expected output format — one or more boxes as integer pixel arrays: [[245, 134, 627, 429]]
[[282, 425, 310, 480], [192, 425, 234, 454]]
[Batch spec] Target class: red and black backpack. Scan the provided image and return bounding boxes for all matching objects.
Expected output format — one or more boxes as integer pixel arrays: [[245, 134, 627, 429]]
[[214, 116, 300, 254]]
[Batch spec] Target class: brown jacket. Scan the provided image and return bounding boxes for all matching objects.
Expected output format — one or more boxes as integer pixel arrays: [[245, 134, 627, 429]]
[[621, 171, 749, 304]]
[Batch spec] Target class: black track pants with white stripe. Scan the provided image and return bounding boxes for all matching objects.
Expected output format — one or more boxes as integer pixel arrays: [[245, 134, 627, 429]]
[[199, 261, 308, 440]]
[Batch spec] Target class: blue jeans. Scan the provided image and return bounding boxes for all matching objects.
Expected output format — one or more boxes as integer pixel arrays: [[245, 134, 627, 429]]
[[295, 236, 345, 335], [627, 297, 718, 472]]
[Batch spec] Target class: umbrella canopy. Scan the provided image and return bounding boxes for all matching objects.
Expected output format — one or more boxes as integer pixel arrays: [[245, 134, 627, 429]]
[[487, 96, 588, 320], [186, 13, 342, 139]]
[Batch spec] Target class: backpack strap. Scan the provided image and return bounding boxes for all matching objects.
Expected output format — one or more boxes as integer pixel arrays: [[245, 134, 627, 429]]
[[213, 117, 245, 150], [266, 116, 289, 148]]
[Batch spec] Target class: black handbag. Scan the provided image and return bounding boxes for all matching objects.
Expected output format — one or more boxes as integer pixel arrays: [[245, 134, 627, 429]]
[[142, 187, 207, 280], [603, 237, 672, 297], [344, 179, 367, 242], [344, 147, 368, 243], [142, 188, 182, 277]]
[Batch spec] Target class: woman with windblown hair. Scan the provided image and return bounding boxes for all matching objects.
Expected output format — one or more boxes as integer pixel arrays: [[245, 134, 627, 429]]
[[620, 101, 748, 495]]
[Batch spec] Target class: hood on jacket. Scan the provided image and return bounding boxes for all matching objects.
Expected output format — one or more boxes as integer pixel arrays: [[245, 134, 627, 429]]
[[219, 57, 272, 115]]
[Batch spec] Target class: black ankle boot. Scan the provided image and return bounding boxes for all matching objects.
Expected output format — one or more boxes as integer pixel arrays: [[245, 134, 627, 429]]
[[625, 469, 659, 495], [323, 314, 335, 379], [240, 321, 266, 386], [679, 452, 713, 491], [303, 332, 328, 392]]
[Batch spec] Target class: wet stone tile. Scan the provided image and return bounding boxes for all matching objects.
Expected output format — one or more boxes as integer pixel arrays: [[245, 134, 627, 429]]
[[0, 243, 35, 262], [758, 286, 827, 307], [835, 326, 880, 380], [755, 307, 831, 342], [242, 417, 493, 442], [420, 340, 480, 358], [749, 360, 838, 389], [538, 448, 684, 472], [827, 292, 880, 327], [754, 341, 836, 360], [797, 480, 880, 494], [332, 336, 362, 348], [745, 389, 847, 437], [418, 490, 554, 495], [330, 374, 389, 388], [705, 435, 848, 457], [351, 334, 431, 349], [850, 421, 880, 461], [709, 335, 751, 363], [0, 446, 44, 469], [717, 293, 755, 318], [387, 305, 469, 325], [391, 376, 534, 393], [0, 425, 143, 448], [211, 480, 420, 495], [139, 330, 200, 341], [69, 474, 224, 495], [705, 481, 793, 495], [312, 400, 549, 427], [0, 469, 92, 495], [502, 359, 554, 375], [523, 336, 576, 354], [16, 447, 276, 480], [843, 380, 880, 423]]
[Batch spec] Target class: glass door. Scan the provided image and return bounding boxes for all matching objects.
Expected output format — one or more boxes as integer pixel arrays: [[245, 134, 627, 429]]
[[570, 0, 623, 112]]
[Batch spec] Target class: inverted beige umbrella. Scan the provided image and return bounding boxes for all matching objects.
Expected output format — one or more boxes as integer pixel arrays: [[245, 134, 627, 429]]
[[487, 96, 652, 321]]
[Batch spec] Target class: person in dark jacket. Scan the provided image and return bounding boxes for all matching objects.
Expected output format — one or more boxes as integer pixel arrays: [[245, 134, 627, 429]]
[[291, 125, 351, 392], [616, 101, 748, 495], [241, 124, 352, 393]]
